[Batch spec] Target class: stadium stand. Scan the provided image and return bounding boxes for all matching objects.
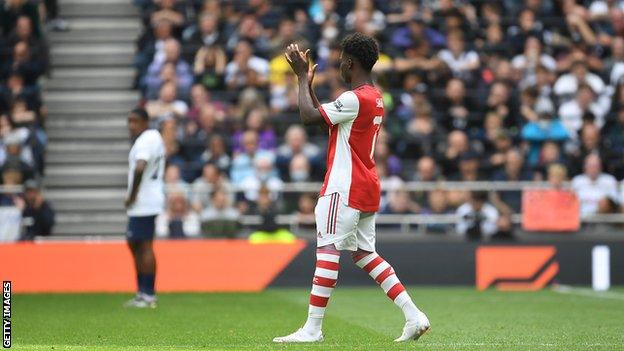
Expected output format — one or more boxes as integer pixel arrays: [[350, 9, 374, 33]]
[[3, 0, 624, 239]]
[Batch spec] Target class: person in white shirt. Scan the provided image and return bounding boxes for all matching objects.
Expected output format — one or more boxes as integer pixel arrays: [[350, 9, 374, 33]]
[[571, 153, 619, 216], [554, 60, 606, 102], [558, 83, 609, 136], [155, 191, 200, 238], [437, 31, 480, 81], [456, 191, 500, 240], [123, 108, 166, 308], [224, 40, 270, 89]]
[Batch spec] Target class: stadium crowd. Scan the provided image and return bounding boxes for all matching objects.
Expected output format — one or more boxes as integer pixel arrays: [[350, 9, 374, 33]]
[[131, 0, 624, 239], [0, 0, 58, 240]]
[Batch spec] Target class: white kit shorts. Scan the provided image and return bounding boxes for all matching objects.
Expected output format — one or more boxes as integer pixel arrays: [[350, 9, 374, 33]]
[[314, 192, 376, 252]]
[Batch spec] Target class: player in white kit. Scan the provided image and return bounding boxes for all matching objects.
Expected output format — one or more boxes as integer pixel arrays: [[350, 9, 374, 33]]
[[123, 108, 165, 308]]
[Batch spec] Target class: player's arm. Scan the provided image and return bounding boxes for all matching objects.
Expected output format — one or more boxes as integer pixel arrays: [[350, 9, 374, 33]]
[[125, 159, 147, 208], [285, 44, 324, 126]]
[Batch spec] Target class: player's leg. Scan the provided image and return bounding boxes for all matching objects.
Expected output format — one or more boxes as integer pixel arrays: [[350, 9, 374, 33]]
[[274, 193, 355, 343], [124, 216, 157, 308], [351, 212, 430, 341], [136, 239, 156, 298]]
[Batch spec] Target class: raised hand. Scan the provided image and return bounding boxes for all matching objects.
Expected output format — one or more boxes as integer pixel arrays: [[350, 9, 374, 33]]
[[285, 43, 308, 78]]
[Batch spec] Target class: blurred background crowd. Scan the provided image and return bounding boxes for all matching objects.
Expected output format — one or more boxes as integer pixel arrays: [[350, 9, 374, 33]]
[[131, 0, 624, 239], [0, 0, 61, 240], [3, 0, 624, 240]]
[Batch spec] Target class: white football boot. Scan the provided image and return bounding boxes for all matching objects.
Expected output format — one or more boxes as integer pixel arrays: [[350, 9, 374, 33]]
[[394, 310, 430, 342], [273, 328, 324, 343]]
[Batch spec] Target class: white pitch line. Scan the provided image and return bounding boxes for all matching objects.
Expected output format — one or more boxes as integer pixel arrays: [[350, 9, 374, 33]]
[[553, 285, 624, 301]]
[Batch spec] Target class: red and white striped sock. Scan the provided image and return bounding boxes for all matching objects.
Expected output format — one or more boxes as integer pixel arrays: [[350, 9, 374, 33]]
[[302, 246, 340, 334], [353, 251, 420, 322]]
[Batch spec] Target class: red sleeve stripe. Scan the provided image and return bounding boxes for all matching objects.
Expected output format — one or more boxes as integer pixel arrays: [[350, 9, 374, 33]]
[[374, 266, 395, 285], [362, 256, 384, 274], [386, 283, 406, 301], [310, 294, 330, 307], [316, 260, 340, 271], [313, 276, 337, 288]]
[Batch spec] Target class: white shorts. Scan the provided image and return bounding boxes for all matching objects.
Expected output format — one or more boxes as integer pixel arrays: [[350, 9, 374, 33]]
[[315, 192, 376, 252]]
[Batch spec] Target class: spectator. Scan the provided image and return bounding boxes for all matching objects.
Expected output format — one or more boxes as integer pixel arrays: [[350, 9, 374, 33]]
[[248, 186, 296, 244], [224, 39, 270, 90], [456, 191, 500, 240], [19, 179, 55, 239], [230, 130, 275, 185], [231, 109, 276, 153], [381, 188, 420, 215], [422, 189, 452, 234], [156, 190, 200, 238], [293, 193, 316, 229], [413, 156, 441, 182], [521, 100, 569, 167], [201, 135, 231, 174], [276, 125, 321, 178], [190, 163, 232, 213], [492, 149, 532, 214], [554, 60, 606, 102], [437, 30, 480, 82], [200, 187, 240, 238], [438, 130, 470, 178], [193, 44, 226, 90], [571, 153, 618, 216], [239, 156, 283, 204], [558, 83, 608, 136], [547, 163, 568, 189], [144, 39, 193, 100], [145, 82, 188, 121]]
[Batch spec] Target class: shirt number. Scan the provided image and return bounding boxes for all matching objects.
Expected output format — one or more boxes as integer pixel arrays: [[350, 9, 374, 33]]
[[370, 116, 383, 160]]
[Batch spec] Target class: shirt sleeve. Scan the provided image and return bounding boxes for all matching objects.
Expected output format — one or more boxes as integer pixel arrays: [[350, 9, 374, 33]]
[[319, 90, 360, 126], [134, 133, 154, 161]]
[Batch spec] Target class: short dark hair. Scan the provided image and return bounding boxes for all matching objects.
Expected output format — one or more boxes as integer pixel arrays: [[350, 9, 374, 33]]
[[341, 32, 379, 72], [131, 107, 149, 121]]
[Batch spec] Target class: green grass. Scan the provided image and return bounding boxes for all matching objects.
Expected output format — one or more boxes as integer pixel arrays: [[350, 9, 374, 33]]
[[11, 287, 624, 350]]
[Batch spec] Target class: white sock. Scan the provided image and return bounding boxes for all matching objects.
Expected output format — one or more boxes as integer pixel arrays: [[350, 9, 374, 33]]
[[395, 292, 421, 322]]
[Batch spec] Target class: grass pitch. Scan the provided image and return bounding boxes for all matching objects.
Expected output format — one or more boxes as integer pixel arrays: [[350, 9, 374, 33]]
[[12, 287, 624, 350]]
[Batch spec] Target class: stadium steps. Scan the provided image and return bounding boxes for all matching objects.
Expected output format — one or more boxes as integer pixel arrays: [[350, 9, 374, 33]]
[[48, 19, 140, 44], [46, 68, 135, 90], [59, 0, 139, 18], [51, 43, 134, 67], [45, 0, 139, 236]]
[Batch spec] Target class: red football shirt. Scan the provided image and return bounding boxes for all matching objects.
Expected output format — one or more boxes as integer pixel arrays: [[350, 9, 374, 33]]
[[318, 84, 383, 212]]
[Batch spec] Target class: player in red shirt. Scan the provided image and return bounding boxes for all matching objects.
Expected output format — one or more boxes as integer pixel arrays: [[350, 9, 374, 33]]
[[273, 33, 430, 343]]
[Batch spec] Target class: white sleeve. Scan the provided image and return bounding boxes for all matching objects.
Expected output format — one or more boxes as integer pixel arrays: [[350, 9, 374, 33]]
[[134, 135, 153, 161], [319, 91, 360, 126]]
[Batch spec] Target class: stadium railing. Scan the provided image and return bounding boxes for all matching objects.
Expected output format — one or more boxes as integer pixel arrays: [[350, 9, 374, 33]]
[[184, 181, 624, 234]]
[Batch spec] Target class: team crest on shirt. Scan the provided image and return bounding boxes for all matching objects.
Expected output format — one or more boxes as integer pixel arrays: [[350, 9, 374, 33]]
[[376, 98, 383, 108], [333, 100, 343, 111]]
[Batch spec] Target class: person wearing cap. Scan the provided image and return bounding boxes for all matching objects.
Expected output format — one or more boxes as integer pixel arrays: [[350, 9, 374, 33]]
[[19, 179, 55, 240]]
